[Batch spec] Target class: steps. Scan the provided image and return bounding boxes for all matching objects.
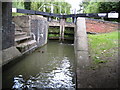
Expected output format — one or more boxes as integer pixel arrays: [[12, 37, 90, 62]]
[[15, 36, 31, 42], [14, 22, 37, 53], [16, 40, 37, 53], [15, 31, 27, 36], [15, 23, 22, 32]]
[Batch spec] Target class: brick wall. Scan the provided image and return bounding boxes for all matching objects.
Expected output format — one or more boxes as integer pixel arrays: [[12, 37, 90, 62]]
[[86, 18, 119, 33]]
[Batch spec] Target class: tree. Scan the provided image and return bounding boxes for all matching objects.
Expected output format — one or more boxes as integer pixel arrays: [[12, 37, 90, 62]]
[[12, 0, 24, 9], [98, 2, 120, 22], [99, 2, 120, 13], [80, 0, 120, 13], [24, 0, 31, 10], [12, 0, 71, 16], [84, 2, 100, 13], [79, 0, 120, 22]]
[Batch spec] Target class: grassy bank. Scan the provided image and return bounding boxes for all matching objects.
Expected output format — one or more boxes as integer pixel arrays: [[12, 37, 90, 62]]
[[88, 31, 118, 68]]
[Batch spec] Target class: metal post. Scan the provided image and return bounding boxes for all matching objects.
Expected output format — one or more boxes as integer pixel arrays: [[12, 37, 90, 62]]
[[51, 4, 53, 13], [60, 6, 61, 14], [43, 5, 46, 12], [65, 7, 66, 14]]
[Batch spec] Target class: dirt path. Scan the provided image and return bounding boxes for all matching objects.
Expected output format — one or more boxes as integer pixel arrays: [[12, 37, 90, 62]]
[[86, 44, 118, 88]]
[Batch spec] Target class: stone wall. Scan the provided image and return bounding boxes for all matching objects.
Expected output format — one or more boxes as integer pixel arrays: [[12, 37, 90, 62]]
[[12, 16, 31, 35], [1, 15, 48, 67], [13, 15, 48, 47], [30, 15, 48, 47], [0, 2, 2, 51], [86, 18, 118, 33], [1, 2, 21, 68], [2, 2, 14, 50], [0, 2, 2, 89]]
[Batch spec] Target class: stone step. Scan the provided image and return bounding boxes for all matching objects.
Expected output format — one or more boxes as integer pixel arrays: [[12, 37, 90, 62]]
[[15, 35, 28, 39], [15, 36, 31, 42], [15, 31, 27, 36], [14, 23, 23, 32], [16, 40, 37, 53], [15, 29, 23, 32]]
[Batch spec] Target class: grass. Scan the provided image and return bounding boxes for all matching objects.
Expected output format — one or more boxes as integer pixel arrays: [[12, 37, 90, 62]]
[[12, 13, 26, 16], [88, 31, 118, 66]]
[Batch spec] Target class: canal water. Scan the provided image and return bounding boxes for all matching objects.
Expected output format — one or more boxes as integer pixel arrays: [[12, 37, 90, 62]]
[[2, 41, 76, 89]]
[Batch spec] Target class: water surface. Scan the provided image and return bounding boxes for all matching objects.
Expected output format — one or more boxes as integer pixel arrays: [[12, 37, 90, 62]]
[[2, 41, 76, 89]]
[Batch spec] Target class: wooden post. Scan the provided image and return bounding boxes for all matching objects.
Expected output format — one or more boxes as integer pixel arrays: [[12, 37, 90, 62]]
[[60, 19, 65, 42], [61, 20, 65, 41], [59, 21, 62, 41]]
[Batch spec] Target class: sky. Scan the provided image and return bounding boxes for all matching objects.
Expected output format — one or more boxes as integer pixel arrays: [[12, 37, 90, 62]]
[[65, 0, 82, 13]]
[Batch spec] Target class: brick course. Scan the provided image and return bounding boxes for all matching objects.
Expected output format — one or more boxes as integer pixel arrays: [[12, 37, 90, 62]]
[[85, 18, 119, 33]]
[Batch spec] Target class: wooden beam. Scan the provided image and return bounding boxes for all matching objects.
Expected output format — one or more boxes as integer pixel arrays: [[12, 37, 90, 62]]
[[17, 9, 35, 14], [12, 8, 119, 19]]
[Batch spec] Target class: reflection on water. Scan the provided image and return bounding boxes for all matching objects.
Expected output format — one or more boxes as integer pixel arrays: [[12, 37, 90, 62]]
[[3, 41, 76, 89]]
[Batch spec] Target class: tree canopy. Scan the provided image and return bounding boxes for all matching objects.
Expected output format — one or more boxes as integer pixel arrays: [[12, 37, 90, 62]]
[[12, 0, 71, 14], [79, 0, 120, 22], [79, 0, 120, 13]]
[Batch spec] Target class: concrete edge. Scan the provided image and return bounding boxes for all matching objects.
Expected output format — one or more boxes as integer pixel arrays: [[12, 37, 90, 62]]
[[74, 17, 90, 88], [1, 46, 21, 66], [1, 41, 48, 68]]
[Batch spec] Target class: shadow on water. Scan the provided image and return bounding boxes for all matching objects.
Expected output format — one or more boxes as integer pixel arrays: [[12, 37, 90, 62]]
[[2, 41, 76, 89]]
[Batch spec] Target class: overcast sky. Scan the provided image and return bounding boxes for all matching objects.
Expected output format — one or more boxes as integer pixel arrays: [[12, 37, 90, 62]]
[[65, 0, 82, 12]]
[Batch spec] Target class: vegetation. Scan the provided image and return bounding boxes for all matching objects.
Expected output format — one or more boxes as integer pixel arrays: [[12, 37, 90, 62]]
[[48, 27, 74, 39], [88, 31, 118, 67], [24, 0, 31, 10], [12, 0, 71, 16], [80, 0, 120, 13], [79, 0, 120, 22]]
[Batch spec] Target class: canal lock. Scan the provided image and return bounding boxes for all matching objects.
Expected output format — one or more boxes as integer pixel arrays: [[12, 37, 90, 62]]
[[48, 26, 74, 44], [2, 23, 76, 89]]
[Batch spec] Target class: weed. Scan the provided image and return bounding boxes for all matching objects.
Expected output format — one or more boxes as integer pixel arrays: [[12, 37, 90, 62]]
[[93, 56, 107, 64]]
